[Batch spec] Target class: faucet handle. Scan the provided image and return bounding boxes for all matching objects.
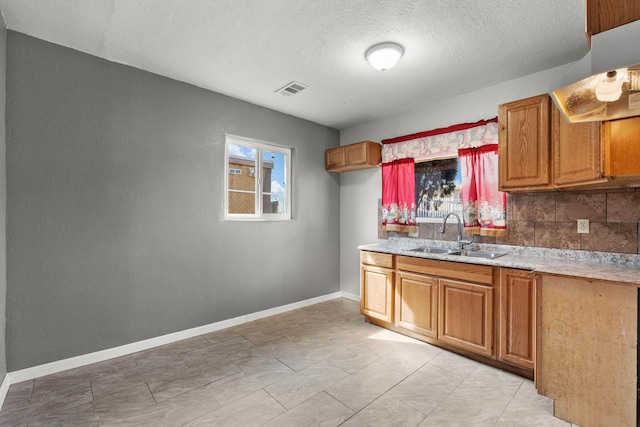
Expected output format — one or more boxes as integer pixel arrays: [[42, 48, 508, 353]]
[[459, 235, 475, 249]]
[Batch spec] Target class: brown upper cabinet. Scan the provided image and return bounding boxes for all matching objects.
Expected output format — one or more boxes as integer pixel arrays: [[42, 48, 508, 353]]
[[586, 0, 640, 42], [326, 140, 381, 172], [498, 94, 553, 191], [602, 116, 640, 176], [552, 106, 604, 188], [498, 94, 640, 191]]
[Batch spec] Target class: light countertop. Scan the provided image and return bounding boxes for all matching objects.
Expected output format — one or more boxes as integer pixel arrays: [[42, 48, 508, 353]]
[[360, 237, 640, 287]]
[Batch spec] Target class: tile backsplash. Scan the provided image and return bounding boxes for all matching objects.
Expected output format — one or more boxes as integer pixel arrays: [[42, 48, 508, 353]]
[[379, 188, 640, 254]]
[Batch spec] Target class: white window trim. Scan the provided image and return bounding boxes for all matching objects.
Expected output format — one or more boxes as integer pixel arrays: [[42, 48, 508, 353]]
[[225, 134, 292, 221]]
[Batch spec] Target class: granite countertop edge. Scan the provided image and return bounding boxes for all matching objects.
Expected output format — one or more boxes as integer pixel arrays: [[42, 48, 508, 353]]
[[359, 238, 640, 287]]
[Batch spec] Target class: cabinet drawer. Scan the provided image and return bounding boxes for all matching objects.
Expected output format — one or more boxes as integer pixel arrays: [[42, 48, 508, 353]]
[[397, 256, 494, 285], [361, 251, 394, 269]]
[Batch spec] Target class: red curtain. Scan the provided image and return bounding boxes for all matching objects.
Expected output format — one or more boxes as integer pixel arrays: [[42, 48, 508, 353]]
[[458, 144, 506, 236], [382, 158, 416, 225]]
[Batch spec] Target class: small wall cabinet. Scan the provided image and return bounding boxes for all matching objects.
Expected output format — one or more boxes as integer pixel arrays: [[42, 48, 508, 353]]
[[326, 141, 381, 172]]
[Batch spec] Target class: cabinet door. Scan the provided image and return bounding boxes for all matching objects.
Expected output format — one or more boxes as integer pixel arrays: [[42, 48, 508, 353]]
[[345, 143, 367, 165], [587, 0, 640, 37], [438, 279, 494, 357], [602, 116, 640, 176], [553, 104, 604, 187], [498, 269, 535, 370], [498, 94, 552, 191], [395, 271, 438, 339], [361, 264, 394, 323], [326, 147, 345, 170]]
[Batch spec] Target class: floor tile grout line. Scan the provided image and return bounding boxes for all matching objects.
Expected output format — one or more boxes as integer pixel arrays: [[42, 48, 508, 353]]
[[492, 379, 528, 426]]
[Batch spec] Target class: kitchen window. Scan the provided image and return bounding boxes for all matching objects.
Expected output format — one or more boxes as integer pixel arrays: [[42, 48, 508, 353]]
[[225, 134, 291, 220], [415, 156, 463, 222]]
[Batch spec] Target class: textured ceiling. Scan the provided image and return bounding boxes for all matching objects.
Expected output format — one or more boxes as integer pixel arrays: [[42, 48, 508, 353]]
[[0, 0, 588, 129]]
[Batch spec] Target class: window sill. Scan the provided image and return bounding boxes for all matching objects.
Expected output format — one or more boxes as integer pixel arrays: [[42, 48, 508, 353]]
[[384, 224, 418, 233]]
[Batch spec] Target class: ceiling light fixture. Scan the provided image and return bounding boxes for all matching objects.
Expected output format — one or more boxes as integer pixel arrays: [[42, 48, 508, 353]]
[[365, 42, 404, 71]]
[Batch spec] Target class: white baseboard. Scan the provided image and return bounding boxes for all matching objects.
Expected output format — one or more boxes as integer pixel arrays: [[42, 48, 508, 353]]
[[0, 374, 10, 410], [7, 291, 345, 385], [340, 291, 360, 302]]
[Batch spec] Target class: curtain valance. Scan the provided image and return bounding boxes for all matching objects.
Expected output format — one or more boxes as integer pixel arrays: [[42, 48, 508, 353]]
[[381, 117, 498, 163]]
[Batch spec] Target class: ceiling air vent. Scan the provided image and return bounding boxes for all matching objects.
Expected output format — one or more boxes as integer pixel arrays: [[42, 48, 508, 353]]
[[276, 81, 308, 96]]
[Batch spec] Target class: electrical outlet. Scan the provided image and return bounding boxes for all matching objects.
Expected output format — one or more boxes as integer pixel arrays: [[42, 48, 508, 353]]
[[577, 219, 589, 234]]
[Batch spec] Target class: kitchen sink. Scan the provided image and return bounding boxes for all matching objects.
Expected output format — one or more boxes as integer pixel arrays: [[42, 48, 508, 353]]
[[408, 247, 461, 255], [452, 250, 507, 259], [408, 247, 507, 259]]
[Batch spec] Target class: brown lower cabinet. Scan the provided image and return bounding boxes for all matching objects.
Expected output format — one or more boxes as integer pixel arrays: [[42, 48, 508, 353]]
[[360, 252, 394, 323], [360, 250, 534, 378], [498, 268, 535, 369], [395, 271, 438, 339], [438, 278, 494, 358]]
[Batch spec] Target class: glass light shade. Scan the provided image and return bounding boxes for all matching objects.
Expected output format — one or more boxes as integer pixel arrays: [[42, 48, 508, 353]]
[[366, 42, 404, 71], [594, 69, 626, 102]]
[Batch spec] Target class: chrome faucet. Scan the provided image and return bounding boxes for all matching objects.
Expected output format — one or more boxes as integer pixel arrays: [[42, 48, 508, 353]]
[[440, 212, 474, 250]]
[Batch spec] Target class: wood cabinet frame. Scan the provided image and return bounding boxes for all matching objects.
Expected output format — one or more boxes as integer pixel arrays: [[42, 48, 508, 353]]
[[326, 141, 381, 172], [360, 251, 534, 378], [395, 271, 438, 338], [438, 278, 494, 357], [498, 269, 535, 370]]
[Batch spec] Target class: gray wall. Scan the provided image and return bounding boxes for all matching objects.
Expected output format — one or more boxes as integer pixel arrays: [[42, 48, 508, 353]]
[[0, 12, 7, 381], [6, 32, 340, 371]]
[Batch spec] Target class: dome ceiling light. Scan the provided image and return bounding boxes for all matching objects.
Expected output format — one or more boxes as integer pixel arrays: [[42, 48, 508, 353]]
[[365, 42, 404, 71]]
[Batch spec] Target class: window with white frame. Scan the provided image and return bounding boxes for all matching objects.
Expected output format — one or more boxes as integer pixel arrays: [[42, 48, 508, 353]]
[[225, 135, 291, 220], [415, 156, 463, 221]]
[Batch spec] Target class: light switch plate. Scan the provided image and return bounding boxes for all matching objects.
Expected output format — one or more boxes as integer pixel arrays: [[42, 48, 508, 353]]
[[577, 219, 589, 234]]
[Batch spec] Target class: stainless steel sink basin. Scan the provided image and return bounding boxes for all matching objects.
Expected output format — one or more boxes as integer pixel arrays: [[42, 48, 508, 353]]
[[408, 247, 507, 259], [408, 247, 461, 255], [453, 250, 507, 259]]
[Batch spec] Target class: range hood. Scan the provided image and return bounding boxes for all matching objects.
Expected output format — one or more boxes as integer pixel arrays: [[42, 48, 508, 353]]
[[551, 19, 640, 123]]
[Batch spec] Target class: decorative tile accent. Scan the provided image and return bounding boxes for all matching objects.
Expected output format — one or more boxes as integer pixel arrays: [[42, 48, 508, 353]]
[[512, 194, 556, 222], [556, 193, 606, 222], [581, 223, 638, 254], [497, 220, 535, 247], [607, 191, 640, 223], [534, 222, 581, 250]]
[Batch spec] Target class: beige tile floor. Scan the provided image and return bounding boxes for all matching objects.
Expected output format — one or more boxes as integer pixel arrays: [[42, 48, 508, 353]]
[[0, 298, 578, 426]]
